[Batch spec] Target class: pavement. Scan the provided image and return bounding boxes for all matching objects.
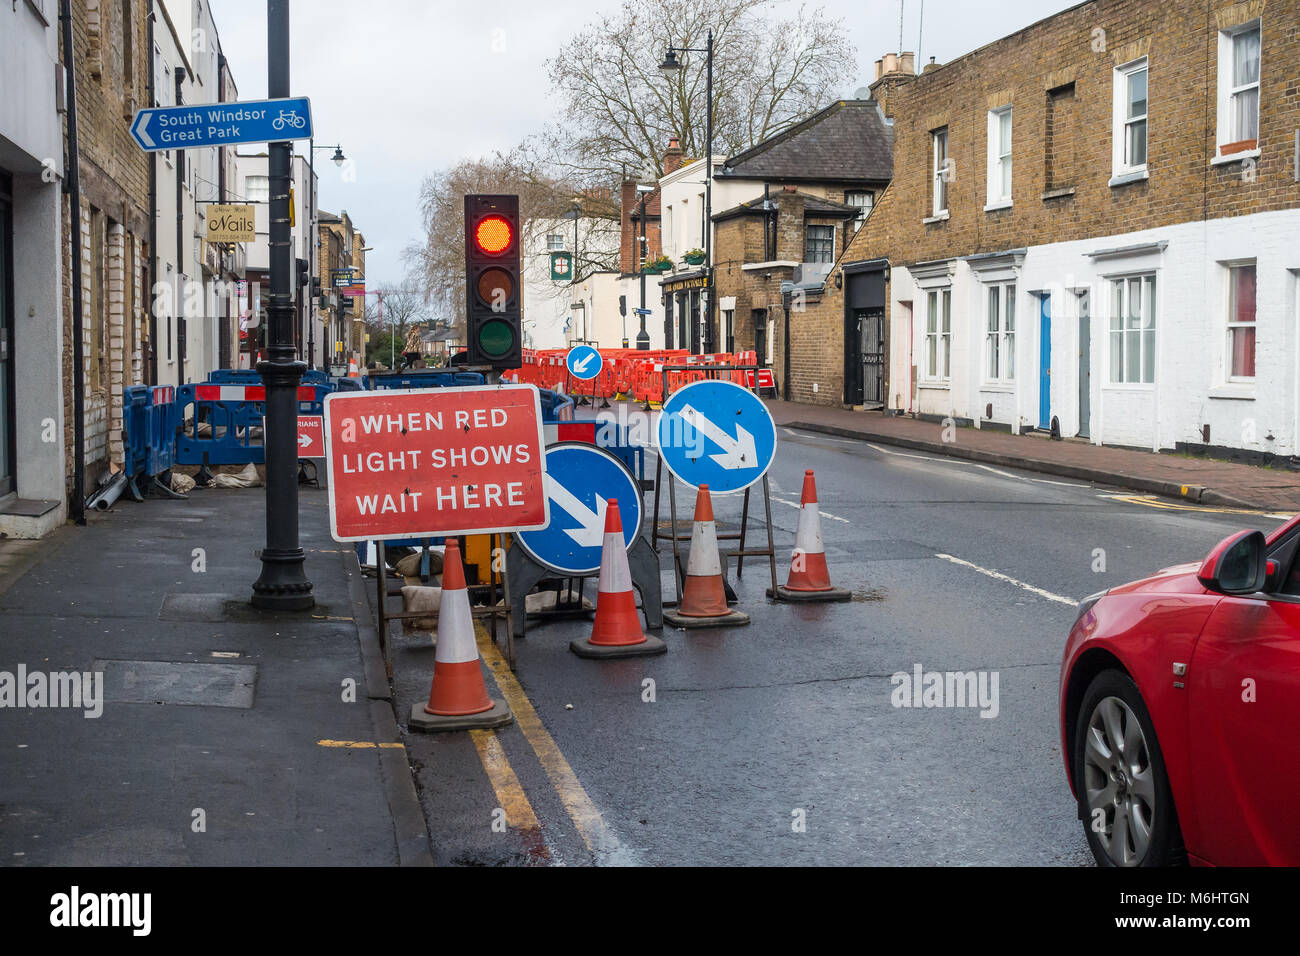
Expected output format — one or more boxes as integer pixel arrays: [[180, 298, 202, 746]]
[[0, 483, 430, 867], [767, 401, 1300, 513]]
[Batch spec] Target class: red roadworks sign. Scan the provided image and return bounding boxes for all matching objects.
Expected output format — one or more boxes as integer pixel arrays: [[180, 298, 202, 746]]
[[297, 415, 324, 457], [322, 384, 549, 542]]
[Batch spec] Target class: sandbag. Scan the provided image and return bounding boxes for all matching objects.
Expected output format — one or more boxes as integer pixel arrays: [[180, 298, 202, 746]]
[[401, 585, 442, 631], [211, 462, 262, 488]]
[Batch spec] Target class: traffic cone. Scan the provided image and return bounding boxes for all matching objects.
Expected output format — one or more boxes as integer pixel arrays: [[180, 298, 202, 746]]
[[409, 539, 513, 732], [769, 470, 851, 603], [663, 484, 750, 629], [571, 500, 667, 659]]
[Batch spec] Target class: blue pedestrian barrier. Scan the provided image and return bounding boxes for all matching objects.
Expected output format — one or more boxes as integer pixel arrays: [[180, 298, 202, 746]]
[[206, 368, 331, 386], [174, 382, 331, 467], [123, 384, 181, 499]]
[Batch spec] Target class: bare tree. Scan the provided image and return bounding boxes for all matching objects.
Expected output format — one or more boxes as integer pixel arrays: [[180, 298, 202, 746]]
[[534, 0, 855, 183], [403, 151, 620, 330]]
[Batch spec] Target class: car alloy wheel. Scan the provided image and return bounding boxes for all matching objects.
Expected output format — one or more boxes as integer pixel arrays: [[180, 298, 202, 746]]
[[1083, 696, 1156, 865], [1074, 670, 1183, 867]]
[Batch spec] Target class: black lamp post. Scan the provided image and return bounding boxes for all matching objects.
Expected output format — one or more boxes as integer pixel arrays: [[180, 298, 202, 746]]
[[661, 31, 714, 355], [252, 0, 313, 611], [635, 183, 654, 350], [305, 141, 345, 370]]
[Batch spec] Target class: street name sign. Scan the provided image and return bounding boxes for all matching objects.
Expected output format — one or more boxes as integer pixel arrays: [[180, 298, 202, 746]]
[[205, 204, 255, 242], [514, 443, 643, 575], [323, 384, 549, 542], [566, 345, 602, 381], [130, 97, 313, 151], [297, 415, 324, 457], [655, 379, 777, 494]]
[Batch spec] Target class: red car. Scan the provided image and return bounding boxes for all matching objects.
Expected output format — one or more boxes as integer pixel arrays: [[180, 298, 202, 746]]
[[1060, 516, 1300, 866]]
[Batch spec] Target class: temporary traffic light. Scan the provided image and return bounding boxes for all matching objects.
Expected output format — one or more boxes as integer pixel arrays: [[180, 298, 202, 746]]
[[464, 194, 522, 369]]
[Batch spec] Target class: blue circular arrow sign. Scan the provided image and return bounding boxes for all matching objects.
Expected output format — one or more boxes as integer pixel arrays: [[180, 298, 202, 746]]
[[514, 443, 642, 576], [655, 380, 777, 494], [566, 345, 603, 381]]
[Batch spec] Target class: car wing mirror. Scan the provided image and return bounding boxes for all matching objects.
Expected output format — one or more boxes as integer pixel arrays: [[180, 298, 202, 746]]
[[1197, 530, 1268, 595]]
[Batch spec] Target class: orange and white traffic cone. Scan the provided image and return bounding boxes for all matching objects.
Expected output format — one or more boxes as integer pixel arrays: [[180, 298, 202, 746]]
[[571, 500, 667, 658], [769, 470, 850, 603], [409, 539, 513, 732], [664, 484, 750, 629]]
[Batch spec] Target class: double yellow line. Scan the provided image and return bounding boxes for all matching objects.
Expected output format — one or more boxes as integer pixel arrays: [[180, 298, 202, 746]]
[[474, 626, 620, 861]]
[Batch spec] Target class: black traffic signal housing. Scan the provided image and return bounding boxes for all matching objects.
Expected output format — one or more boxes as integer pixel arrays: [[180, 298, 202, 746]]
[[464, 194, 522, 369]]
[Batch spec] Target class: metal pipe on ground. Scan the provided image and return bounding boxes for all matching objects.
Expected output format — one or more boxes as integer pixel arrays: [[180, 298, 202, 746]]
[[87, 472, 129, 512]]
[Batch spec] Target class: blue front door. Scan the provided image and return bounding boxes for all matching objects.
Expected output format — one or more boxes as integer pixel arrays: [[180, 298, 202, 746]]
[[1039, 295, 1052, 430]]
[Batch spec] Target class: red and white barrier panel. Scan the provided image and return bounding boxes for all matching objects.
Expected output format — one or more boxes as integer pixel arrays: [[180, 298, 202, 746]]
[[193, 385, 317, 402]]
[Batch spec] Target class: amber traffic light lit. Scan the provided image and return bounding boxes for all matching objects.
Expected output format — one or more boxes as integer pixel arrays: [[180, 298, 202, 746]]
[[474, 215, 513, 255]]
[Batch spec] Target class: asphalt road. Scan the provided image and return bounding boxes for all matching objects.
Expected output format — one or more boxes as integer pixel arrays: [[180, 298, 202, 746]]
[[394, 419, 1289, 866]]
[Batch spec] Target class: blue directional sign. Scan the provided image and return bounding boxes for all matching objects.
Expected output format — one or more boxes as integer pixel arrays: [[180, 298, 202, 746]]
[[656, 379, 777, 494], [130, 97, 313, 152], [566, 344, 603, 381], [515, 443, 642, 575]]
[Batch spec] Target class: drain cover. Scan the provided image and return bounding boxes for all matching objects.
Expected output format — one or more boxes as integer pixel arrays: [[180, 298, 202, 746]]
[[92, 659, 257, 708]]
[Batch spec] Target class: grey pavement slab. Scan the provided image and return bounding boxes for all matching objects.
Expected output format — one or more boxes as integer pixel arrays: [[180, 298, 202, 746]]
[[0, 486, 424, 866]]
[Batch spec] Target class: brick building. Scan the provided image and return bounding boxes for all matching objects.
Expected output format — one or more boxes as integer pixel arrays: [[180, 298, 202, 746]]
[[790, 0, 1300, 462], [62, 0, 153, 499], [709, 98, 893, 381]]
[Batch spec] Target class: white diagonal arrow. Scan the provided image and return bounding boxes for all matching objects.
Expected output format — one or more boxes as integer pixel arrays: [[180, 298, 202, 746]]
[[132, 111, 155, 149], [679, 404, 759, 471], [545, 474, 608, 548], [572, 353, 595, 374]]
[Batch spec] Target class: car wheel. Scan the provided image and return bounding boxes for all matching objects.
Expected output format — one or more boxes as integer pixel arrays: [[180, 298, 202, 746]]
[[1074, 670, 1184, 867]]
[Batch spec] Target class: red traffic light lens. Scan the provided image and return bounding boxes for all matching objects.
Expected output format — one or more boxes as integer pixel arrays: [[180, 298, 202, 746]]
[[474, 215, 513, 254]]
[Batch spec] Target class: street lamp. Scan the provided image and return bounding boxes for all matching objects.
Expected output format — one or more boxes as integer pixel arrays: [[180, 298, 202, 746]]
[[661, 31, 714, 355], [305, 141, 347, 370], [635, 182, 655, 350]]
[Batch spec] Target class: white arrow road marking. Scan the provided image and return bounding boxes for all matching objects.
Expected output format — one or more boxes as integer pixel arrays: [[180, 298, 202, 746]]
[[679, 404, 758, 470], [545, 474, 608, 549], [133, 112, 155, 148], [934, 553, 1078, 606], [572, 353, 595, 374]]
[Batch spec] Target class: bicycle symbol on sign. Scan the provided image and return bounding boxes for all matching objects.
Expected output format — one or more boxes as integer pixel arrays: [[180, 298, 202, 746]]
[[271, 109, 307, 132]]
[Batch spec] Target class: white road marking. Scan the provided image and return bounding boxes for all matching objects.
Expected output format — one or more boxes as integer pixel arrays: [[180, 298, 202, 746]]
[[771, 495, 850, 523], [934, 553, 1079, 606], [976, 464, 1026, 481]]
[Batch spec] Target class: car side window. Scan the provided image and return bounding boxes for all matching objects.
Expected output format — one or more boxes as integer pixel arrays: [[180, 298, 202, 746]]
[[1273, 530, 1300, 595]]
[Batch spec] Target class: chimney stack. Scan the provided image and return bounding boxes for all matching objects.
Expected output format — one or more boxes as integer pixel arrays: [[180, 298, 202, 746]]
[[663, 137, 684, 176]]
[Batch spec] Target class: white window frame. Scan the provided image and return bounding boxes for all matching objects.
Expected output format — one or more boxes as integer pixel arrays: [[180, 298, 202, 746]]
[[1215, 20, 1261, 161], [245, 175, 270, 204], [985, 107, 1013, 209], [932, 129, 950, 216], [984, 281, 1016, 384], [1111, 58, 1149, 180], [924, 288, 952, 382], [1225, 261, 1257, 383], [1108, 273, 1157, 386], [846, 191, 874, 232]]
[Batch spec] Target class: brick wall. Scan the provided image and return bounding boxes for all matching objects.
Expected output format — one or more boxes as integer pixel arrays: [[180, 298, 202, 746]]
[[788, 0, 1300, 407], [60, 0, 152, 488]]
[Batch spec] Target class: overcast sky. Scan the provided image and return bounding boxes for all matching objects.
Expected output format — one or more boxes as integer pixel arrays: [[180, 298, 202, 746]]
[[210, 0, 1080, 289]]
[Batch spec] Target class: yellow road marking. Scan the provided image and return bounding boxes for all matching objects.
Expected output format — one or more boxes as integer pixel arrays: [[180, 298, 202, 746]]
[[475, 625, 620, 858], [317, 739, 405, 749], [469, 730, 541, 830], [1103, 494, 1294, 521]]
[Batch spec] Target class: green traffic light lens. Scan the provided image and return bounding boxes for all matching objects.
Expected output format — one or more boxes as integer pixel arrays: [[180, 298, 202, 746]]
[[477, 318, 515, 358]]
